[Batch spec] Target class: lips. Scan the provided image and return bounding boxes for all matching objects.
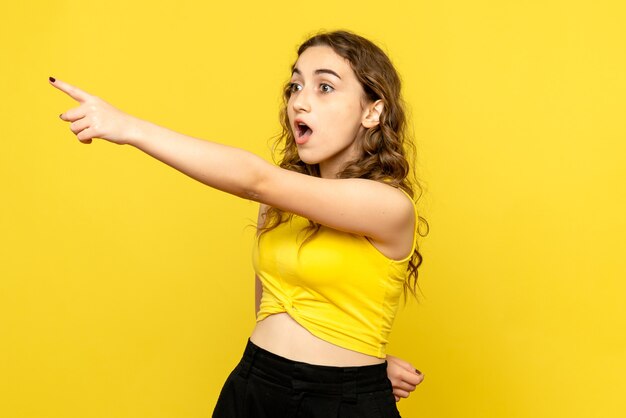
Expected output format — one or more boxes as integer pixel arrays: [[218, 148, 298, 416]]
[[294, 119, 313, 145]]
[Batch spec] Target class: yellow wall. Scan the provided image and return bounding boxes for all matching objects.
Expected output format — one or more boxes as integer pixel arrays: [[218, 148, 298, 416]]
[[1, 1, 625, 417]]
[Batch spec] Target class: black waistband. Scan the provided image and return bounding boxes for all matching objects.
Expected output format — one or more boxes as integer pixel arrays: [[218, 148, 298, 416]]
[[236, 339, 391, 402]]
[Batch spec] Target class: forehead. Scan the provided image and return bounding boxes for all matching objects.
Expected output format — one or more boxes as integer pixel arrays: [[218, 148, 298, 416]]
[[292, 45, 354, 78]]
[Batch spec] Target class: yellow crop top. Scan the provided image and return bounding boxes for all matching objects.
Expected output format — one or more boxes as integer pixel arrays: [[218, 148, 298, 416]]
[[252, 189, 419, 359]]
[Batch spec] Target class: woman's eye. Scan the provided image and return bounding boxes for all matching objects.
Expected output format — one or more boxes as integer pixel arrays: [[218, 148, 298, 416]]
[[320, 83, 334, 93], [289, 83, 302, 93]]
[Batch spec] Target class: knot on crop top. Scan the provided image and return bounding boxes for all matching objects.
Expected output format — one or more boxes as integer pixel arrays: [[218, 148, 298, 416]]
[[252, 192, 418, 358]]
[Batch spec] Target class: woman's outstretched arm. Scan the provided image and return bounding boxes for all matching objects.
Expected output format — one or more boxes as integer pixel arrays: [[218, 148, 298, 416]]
[[51, 78, 273, 201], [50, 78, 414, 255]]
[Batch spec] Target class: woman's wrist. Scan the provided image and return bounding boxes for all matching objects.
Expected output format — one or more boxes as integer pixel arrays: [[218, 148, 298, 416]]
[[126, 117, 155, 148]]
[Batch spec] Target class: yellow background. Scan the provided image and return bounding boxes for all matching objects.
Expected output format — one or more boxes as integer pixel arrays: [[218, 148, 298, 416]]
[[1, 0, 625, 417]]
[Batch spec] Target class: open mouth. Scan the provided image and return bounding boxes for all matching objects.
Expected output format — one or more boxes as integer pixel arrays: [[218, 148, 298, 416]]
[[296, 122, 313, 138]]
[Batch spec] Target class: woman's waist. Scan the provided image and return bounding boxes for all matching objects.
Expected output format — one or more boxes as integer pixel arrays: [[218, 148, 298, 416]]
[[250, 313, 386, 367], [235, 338, 391, 396]]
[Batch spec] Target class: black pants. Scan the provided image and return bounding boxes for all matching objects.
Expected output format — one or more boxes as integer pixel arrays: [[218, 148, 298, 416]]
[[212, 339, 401, 417]]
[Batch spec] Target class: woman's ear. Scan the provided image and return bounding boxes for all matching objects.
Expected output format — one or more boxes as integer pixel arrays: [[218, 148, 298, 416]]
[[362, 100, 385, 128]]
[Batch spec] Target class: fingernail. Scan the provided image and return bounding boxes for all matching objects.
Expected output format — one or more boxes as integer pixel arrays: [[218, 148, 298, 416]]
[[59, 113, 63, 119], [49, 77, 56, 83], [415, 369, 422, 375]]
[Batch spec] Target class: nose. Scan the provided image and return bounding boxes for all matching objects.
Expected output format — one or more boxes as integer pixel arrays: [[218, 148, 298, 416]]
[[291, 85, 311, 112]]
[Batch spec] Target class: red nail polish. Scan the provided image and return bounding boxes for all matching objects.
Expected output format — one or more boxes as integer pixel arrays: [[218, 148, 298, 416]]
[[49, 77, 56, 83]]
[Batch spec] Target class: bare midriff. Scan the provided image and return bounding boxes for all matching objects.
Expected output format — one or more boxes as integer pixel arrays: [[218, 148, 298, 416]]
[[249, 312, 385, 367]]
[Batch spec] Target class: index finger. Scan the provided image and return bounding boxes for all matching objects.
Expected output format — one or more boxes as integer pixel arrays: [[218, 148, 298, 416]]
[[402, 370, 424, 386], [48, 76, 92, 103]]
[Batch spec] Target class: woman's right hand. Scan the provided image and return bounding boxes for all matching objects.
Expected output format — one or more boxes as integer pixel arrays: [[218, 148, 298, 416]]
[[386, 354, 424, 402], [49, 77, 145, 146]]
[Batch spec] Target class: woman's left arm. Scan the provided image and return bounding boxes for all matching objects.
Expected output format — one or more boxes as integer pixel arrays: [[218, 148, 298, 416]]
[[50, 78, 414, 248], [386, 354, 424, 402]]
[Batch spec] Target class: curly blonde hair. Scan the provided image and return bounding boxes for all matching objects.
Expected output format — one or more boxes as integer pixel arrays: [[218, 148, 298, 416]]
[[261, 30, 429, 299]]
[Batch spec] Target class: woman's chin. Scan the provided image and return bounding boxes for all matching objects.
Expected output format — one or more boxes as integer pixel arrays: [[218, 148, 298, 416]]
[[296, 151, 321, 166]]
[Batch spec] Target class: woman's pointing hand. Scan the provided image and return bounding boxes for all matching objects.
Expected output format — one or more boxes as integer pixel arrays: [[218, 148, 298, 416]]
[[49, 77, 144, 145]]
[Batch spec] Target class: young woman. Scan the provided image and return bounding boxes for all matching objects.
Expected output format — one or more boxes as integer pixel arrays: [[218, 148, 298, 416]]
[[50, 30, 427, 417]]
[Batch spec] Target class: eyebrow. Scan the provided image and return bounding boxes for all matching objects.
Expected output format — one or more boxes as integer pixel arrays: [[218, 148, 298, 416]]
[[291, 67, 342, 80]]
